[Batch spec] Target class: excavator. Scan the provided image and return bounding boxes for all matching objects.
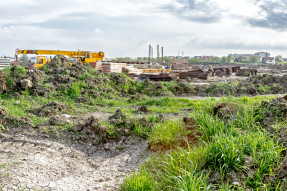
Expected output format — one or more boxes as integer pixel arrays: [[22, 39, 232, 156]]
[[14, 49, 105, 68]]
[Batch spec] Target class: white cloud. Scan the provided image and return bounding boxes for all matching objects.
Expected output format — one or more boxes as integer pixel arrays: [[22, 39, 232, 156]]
[[94, 28, 102, 34], [1, 0, 287, 57]]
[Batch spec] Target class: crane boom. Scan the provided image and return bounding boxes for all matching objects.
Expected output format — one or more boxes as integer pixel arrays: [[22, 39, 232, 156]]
[[15, 49, 105, 68]]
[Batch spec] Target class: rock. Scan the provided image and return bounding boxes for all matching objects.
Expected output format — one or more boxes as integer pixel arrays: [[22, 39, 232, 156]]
[[20, 79, 33, 90], [104, 143, 110, 151], [232, 182, 241, 186]]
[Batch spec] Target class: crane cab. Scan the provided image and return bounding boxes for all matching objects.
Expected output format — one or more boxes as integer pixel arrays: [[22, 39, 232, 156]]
[[35, 56, 50, 68]]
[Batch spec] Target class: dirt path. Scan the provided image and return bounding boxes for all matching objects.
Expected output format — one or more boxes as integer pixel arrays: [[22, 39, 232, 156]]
[[0, 130, 148, 191], [178, 94, 284, 101]]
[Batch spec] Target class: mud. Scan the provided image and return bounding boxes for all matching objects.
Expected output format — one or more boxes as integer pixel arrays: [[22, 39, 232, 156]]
[[0, 128, 149, 191]]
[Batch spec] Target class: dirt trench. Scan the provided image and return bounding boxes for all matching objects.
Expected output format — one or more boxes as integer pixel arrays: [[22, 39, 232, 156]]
[[0, 130, 148, 191]]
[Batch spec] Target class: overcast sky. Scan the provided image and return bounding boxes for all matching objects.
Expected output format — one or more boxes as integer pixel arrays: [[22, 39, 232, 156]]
[[1, 0, 287, 58]]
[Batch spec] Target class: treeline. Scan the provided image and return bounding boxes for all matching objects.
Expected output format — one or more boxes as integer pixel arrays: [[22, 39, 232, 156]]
[[108, 56, 234, 64]]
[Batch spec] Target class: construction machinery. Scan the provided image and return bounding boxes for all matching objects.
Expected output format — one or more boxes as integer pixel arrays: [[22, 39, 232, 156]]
[[14, 49, 105, 68]]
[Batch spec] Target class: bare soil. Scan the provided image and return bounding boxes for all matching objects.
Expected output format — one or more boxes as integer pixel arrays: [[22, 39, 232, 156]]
[[0, 128, 148, 191]]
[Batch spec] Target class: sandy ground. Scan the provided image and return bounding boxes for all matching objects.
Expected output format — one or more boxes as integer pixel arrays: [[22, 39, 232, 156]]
[[0, 128, 149, 191]]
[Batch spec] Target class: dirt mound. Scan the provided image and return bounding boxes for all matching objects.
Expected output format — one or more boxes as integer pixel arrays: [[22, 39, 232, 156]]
[[49, 54, 70, 68], [137, 106, 149, 113], [213, 103, 237, 119], [255, 95, 287, 126], [49, 114, 72, 126], [30, 101, 71, 117], [73, 115, 107, 143], [109, 108, 127, 121], [0, 106, 33, 129], [199, 74, 287, 97], [271, 158, 287, 188]]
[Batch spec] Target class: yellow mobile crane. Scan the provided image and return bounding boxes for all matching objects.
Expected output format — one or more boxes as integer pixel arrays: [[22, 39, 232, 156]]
[[15, 49, 105, 68]]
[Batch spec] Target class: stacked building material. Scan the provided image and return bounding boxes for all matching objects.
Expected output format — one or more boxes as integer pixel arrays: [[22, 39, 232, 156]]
[[102, 62, 127, 73], [213, 68, 232, 77], [171, 64, 189, 70], [0, 59, 12, 70], [179, 70, 210, 80], [89, 61, 102, 71], [140, 74, 172, 81], [232, 66, 241, 73], [236, 69, 257, 76], [172, 59, 188, 65]]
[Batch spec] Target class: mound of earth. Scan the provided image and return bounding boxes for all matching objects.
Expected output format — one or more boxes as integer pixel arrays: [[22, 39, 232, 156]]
[[30, 101, 71, 117], [255, 95, 287, 126], [213, 103, 237, 120], [0, 106, 34, 130], [199, 74, 287, 97]]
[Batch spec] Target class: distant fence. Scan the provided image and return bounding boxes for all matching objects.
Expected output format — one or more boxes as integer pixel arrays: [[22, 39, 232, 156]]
[[0, 59, 12, 70]]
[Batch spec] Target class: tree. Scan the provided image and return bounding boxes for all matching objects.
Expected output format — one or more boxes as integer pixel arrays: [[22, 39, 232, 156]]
[[275, 55, 283, 62], [226, 56, 233, 63], [221, 56, 227, 63], [211, 57, 220, 63], [188, 58, 201, 63], [20, 55, 29, 62], [249, 56, 259, 63]]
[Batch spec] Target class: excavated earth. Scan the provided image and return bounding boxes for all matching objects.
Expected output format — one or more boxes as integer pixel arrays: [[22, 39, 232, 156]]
[[0, 127, 148, 191]]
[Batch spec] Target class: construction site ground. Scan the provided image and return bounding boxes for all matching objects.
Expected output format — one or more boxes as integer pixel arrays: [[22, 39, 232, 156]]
[[1, 58, 287, 190]]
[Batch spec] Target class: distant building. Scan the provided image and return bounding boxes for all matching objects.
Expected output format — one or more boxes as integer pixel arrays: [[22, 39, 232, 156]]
[[228, 53, 254, 59], [262, 57, 275, 64], [194, 56, 214, 61], [255, 52, 270, 58], [171, 59, 188, 65], [229, 52, 271, 63]]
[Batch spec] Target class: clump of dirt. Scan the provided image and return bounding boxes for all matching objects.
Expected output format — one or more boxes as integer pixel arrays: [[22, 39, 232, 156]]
[[213, 103, 237, 120], [268, 158, 287, 189], [254, 95, 287, 126], [73, 115, 108, 143], [30, 101, 71, 117], [199, 74, 287, 97], [49, 114, 72, 126], [109, 108, 127, 121], [137, 106, 149, 113], [25, 67, 46, 84], [156, 114, 165, 122], [0, 106, 34, 129], [183, 117, 197, 129]]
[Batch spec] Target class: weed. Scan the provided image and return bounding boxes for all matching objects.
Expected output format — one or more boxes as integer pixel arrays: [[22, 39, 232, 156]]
[[121, 168, 156, 191]]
